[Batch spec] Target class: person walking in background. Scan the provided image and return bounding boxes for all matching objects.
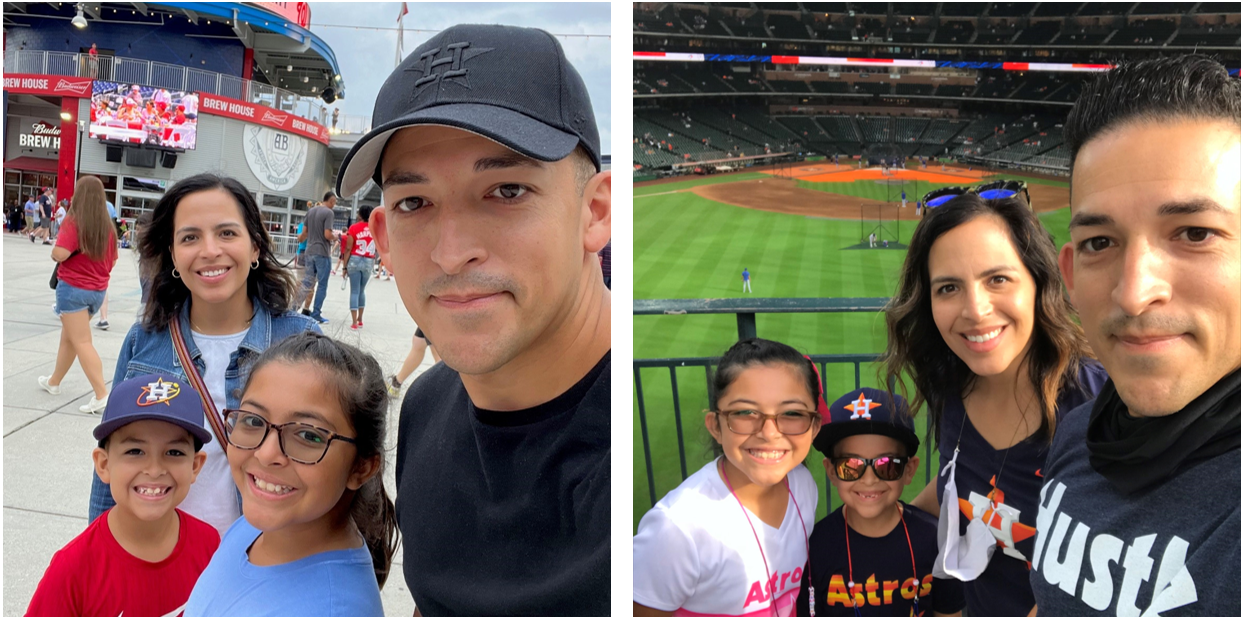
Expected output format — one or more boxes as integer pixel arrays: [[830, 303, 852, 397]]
[[344, 204, 377, 330], [31, 187, 52, 244], [52, 199, 67, 241], [23, 193, 38, 235], [38, 176, 118, 414], [741, 267, 752, 293], [387, 330, 439, 397], [298, 191, 335, 324]]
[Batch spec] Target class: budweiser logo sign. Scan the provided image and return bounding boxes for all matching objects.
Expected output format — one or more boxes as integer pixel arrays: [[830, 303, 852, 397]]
[[262, 111, 289, 125], [31, 121, 62, 137], [54, 78, 91, 95]]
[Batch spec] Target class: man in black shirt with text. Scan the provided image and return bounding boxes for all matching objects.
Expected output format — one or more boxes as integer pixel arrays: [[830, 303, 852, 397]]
[[336, 24, 610, 616], [1030, 54, 1240, 616]]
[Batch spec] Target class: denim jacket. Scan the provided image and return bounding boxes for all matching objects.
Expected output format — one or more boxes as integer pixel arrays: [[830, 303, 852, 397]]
[[110, 298, 320, 397], [89, 299, 320, 521]]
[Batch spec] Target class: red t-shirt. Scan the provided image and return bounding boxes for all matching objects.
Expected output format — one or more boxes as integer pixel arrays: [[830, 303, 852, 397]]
[[25, 509, 220, 617], [54, 216, 117, 291], [347, 221, 376, 258]]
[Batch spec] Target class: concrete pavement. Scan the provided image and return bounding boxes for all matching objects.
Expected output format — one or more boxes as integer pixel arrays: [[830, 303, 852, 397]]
[[3, 233, 433, 616]]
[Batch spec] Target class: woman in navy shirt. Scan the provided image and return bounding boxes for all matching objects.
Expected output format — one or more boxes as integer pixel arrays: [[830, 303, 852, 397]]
[[879, 194, 1106, 616]]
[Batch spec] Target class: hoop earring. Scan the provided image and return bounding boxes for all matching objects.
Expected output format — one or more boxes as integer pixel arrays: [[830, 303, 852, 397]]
[[171, 267, 181, 279], [251, 259, 260, 270]]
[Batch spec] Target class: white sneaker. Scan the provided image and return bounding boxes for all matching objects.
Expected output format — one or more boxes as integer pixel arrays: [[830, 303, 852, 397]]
[[38, 376, 61, 395], [80, 395, 107, 414]]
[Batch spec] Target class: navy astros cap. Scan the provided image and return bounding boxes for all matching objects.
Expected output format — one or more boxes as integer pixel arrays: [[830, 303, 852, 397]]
[[93, 374, 212, 447], [336, 24, 601, 198], [812, 388, 919, 457]]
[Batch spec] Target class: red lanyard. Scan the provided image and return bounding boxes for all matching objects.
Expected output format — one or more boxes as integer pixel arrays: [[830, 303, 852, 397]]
[[720, 457, 810, 617], [838, 502, 920, 617]]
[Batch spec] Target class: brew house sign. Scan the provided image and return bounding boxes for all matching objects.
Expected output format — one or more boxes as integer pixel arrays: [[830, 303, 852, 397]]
[[20, 120, 62, 150]]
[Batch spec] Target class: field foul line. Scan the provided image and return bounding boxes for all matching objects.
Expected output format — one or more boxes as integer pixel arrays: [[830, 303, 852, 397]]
[[635, 189, 692, 198]]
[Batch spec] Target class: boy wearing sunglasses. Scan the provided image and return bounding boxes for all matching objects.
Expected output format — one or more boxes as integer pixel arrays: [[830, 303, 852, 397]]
[[797, 388, 964, 617]]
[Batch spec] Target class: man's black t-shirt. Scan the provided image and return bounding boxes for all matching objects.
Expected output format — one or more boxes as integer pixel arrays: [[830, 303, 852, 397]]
[[1030, 399, 1241, 616], [394, 353, 610, 616], [38, 195, 52, 220], [797, 503, 965, 617]]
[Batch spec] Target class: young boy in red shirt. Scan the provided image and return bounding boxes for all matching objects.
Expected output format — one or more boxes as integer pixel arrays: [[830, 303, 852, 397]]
[[798, 388, 965, 617], [25, 374, 220, 617]]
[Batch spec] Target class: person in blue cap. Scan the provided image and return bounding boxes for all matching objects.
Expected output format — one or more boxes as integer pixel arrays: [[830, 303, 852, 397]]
[[797, 388, 964, 617], [26, 374, 218, 617]]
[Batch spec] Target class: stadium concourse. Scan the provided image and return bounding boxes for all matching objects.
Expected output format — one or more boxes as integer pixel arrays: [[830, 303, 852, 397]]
[[631, 1, 1241, 528], [2, 233, 430, 616]]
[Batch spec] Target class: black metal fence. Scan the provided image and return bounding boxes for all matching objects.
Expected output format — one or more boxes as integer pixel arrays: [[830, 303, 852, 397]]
[[634, 297, 933, 519]]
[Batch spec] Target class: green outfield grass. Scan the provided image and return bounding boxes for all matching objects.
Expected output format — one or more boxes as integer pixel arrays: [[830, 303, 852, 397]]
[[633, 170, 1072, 531]]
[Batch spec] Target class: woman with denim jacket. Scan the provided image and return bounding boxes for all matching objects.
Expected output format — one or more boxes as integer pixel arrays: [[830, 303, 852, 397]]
[[88, 174, 319, 536]]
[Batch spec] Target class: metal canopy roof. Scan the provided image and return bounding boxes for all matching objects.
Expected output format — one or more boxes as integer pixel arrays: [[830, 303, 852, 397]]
[[2, 2, 346, 99]]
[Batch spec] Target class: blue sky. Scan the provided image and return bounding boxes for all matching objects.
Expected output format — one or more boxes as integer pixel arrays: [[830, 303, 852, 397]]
[[307, 2, 612, 153]]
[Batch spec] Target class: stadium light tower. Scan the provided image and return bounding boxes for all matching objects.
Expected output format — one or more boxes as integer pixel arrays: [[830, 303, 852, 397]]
[[71, 4, 88, 29]]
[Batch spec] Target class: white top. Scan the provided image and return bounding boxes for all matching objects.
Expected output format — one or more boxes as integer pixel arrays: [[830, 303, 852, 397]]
[[633, 459, 817, 617], [182, 328, 248, 538]]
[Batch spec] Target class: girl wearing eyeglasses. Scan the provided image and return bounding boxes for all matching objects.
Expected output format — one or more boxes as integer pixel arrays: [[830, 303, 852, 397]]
[[88, 174, 320, 537], [634, 338, 824, 616], [186, 332, 396, 616], [880, 194, 1106, 616]]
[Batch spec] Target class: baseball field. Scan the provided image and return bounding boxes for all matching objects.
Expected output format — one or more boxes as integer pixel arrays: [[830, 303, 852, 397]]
[[633, 161, 1074, 530]]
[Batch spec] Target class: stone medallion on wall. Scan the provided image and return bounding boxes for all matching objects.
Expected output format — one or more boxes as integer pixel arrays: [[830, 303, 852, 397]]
[[243, 125, 308, 192]]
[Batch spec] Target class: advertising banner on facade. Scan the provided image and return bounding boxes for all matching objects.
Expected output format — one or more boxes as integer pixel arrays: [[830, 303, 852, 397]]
[[199, 93, 330, 145]]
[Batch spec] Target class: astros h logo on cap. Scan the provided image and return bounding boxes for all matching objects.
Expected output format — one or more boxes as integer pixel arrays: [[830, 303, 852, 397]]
[[137, 377, 181, 407], [93, 373, 213, 447]]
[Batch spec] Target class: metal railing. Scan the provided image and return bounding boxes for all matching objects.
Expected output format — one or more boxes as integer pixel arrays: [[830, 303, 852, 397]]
[[4, 49, 328, 126], [634, 298, 933, 521]]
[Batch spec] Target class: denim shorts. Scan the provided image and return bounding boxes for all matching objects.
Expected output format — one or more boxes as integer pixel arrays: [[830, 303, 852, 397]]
[[55, 281, 106, 317]]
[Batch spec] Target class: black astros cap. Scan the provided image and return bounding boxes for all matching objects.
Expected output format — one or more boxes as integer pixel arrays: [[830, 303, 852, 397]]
[[336, 24, 600, 198], [812, 388, 919, 457]]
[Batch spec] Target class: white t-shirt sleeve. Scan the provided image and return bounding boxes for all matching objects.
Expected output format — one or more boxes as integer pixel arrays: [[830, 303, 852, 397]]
[[633, 506, 699, 612]]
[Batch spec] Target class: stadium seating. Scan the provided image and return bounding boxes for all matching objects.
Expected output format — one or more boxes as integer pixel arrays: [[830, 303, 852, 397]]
[[858, 117, 891, 143], [767, 13, 810, 39], [894, 118, 928, 144], [1115, 19, 1178, 45], [634, 6, 685, 34], [918, 119, 970, 144], [1013, 20, 1062, 44], [934, 20, 976, 43], [680, 8, 731, 36], [818, 116, 860, 142], [776, 116, 833, 143], [896, 83, 934, 96]]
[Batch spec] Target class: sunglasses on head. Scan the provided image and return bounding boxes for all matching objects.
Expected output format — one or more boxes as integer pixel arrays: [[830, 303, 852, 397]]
[[831, 455, 911, 482]]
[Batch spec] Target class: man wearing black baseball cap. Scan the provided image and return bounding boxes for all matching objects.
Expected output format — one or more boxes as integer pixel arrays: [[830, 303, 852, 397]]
[[336, 24, 609, 616]]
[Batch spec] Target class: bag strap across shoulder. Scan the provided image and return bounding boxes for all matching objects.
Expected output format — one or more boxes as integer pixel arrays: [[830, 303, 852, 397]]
[[170, 316, 230, 449]]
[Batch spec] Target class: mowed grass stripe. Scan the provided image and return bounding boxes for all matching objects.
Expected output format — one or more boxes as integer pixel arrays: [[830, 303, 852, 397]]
[[634, 172, 771, 196]]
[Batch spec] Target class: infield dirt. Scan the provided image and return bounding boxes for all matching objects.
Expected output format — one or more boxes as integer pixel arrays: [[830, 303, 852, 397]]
[[647, 164, 1070, 220]]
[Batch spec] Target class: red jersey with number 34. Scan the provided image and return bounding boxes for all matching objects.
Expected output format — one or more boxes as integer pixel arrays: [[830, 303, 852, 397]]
[[347, 221, 376, 259]]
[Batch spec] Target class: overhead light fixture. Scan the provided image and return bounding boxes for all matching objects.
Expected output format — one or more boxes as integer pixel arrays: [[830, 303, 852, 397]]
[[303, 76, 309, 83], [287, 64, 293, 71], [71, 5, 87, 29], [60, 111, 73, 121]]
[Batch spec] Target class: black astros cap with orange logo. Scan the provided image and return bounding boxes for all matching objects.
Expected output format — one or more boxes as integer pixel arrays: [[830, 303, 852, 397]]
[[813, 387, 919, 457], [93, 373, 212, 446], [335, 24, 601, 199]]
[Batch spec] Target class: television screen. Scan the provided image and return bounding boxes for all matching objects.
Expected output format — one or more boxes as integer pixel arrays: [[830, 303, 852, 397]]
[[89, 81, 198, 150]]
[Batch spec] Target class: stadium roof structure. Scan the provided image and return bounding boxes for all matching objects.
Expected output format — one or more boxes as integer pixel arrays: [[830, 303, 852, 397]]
[[3, 2, 347, 100]]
